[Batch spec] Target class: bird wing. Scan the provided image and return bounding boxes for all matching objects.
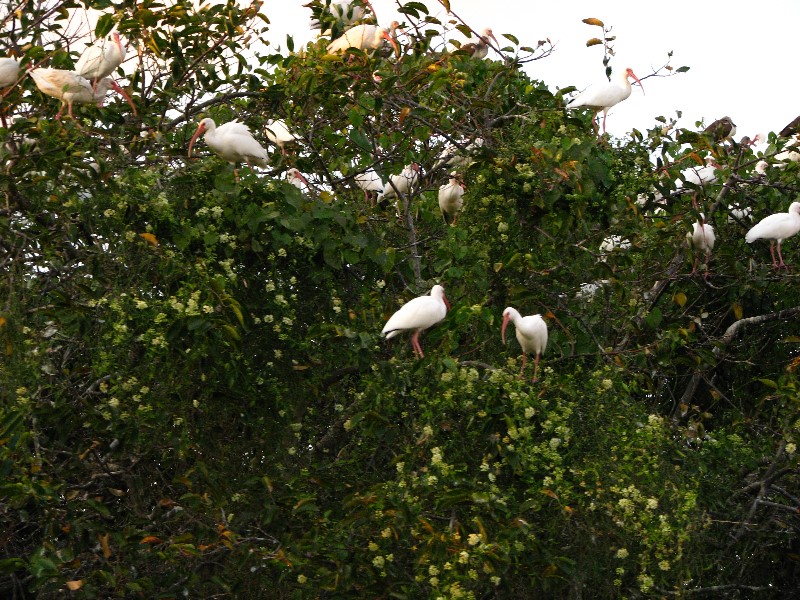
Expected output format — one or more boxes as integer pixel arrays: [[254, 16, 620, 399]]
[[516, 316, 547, 355], [382, 296, 446, 337], [746, 212, 796, 242]]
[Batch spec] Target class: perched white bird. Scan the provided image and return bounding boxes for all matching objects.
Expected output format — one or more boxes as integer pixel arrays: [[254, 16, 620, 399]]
[[286, 168, 309, 190], [501, 307, 548, 382], [677, 156, 718, 189], [459, 27, 498, 59], [187, 118, 269, 181], [438, 176, 465, 225], [745, 201, 800, 269], [567, 67, 644, 133], [74, 32, 125, 86], [327, 23, 399, 56], [431, 138, 483, 173], [354, 167, 385, 206], [727, 203, 752, 224], [687, 217, 715, 276], [382, 163, 420, 199], [264, 119, 301, 155], [575, 280, 610, 301], [30, 69, 135, 119], [599, 235, 631, 258], [0, 57, 20, 88], [382, 285, 450, 358], [310, 0, 366, 33]]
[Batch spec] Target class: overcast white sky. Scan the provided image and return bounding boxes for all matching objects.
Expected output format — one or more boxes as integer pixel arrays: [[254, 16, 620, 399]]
[[260, 0, 800, 141]]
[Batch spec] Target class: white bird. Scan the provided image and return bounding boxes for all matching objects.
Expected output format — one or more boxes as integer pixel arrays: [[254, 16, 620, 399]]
[[431, 138, 483, 173], [501, 307, 548, 382], [30, 69, 135, 119], [459, 27, 498, 59], [187, 118, 269, 181], [567, 67, 644, 133], [354, 167, 385, 206], [286, 167, 309, 190], [74, 32, 125, 87], [0, 57, 20, 88], [745, 201, 800, 269], [382, 163, 420, 199], [677, 156, 718, 189], [382, 285, 450, 358], [311, 0, 366, 33], [438, 176, 465, 225], [264, 119, 301, 155], [327, 23, 399, 56], [599, 235, 631, 257], [687, 217, 715, 276]]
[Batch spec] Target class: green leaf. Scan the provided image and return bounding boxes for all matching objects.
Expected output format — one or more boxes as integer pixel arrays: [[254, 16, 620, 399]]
[[95, 14, 116, 38]]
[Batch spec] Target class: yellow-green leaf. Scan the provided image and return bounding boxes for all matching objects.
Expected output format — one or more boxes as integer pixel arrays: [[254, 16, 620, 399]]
[[732, 302, 743, 320], [673, 292, 687, 307], [585, 38, 603, 47]]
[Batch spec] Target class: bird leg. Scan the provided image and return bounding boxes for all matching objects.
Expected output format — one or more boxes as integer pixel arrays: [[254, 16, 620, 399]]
[[410, 330, 424, 358], [769, 242, 780, 269], [518, 352, 527, 379], [532, 353, 541, 383], [775, 242, 789, 270]]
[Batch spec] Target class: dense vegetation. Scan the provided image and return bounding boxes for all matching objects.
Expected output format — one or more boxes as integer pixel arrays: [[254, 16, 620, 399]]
[[1, 1, 798, 598]]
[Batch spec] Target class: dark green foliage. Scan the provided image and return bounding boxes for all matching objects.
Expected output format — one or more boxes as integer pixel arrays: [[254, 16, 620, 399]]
[[1, 2, 798, 598]]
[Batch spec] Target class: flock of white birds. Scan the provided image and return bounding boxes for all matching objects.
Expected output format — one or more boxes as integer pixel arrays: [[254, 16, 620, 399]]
[[3, 0, 800, 379]]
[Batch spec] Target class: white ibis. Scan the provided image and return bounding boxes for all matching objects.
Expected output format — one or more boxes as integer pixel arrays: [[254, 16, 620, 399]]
[[74, 32, 125, 88], [567, 67, 644, 134], [677, 156, 718, 189], [745, 201, 800, 269], [187, 118, 269, 181], [354, 167, 385, 206], [0, 57, 20, 88], [460, 28, 498, 59], [29, 68, 135, 119], [438, 176, 465, 225], [703, 116, 736, 142], [327, 23, 399, 57], [286, 167, 309, 190], [311, 0, 366, 33], [431, 138, 483, 173], [264, 119, 301, 155], [687, 216, 715, 277], [381, 285, 450, 358], [382, 163, 420, 199], [599, 235, 631, 256], [501, 307, 548, 382]]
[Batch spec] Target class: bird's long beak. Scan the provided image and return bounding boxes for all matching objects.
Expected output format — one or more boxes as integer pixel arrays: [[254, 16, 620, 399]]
[[501, 313, 510, 345], [443, 293, 451, 312], [187, 122, 206, 157], [487, 32, 499, 49], [628, 69, 644, 95], [382, 30, 400, 58], [109, 80, 137, 116], [113, 32, 124, 58]]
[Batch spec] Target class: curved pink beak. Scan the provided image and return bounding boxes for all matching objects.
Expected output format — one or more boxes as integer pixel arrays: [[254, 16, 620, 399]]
[[443, 291, 451, 312], [382, 29, 400, 58], [108, 79, 137, 116], [627, 68, 644, 95], [113, 32, 124, 58], [501, 313, 511, 345], [187, 122, 206, 157]]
